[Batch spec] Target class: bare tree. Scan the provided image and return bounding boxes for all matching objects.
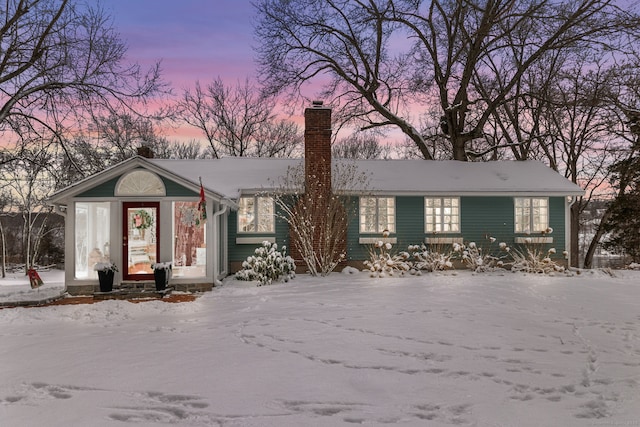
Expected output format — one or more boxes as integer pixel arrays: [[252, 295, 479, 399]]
[[168, 140, 207, 159], [583, 103, 640, 268], [92, 113, 160, 160], [0, 139, 57, 269], [0, 189, 12, 277], [255, 0, 640, 160], [333, 133, 391, 159], [0, 0, 165, 172], [178, 77, 302, 158], [271, 161, 370, 276]]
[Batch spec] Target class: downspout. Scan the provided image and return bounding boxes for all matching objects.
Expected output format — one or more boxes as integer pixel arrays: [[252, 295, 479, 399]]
[[212, 203, 229, 286], [566, 196, 577, 268]]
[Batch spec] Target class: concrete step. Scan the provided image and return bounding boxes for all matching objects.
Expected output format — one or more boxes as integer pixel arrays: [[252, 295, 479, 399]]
[[94, 288, 172, 300]]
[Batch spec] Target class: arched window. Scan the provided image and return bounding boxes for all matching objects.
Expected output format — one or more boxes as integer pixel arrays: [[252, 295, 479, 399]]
[[115, 170, 166, 196]]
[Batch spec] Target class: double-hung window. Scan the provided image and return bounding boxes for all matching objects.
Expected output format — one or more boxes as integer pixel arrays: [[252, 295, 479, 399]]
[[425, 197, 460, 232], [238, 196, 275, 233], [359, 197, 395, 233], [514, 197, 548, 233]]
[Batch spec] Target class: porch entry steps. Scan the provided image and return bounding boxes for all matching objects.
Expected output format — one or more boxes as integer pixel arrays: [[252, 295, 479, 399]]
[[94, 287, 172, 301], [119, 280, 159, 291], [94, 280, 171, 300]]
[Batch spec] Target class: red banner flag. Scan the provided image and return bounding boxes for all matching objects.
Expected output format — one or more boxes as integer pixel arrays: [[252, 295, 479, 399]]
[[197, 178, 207, 226], [27, 268, 44, 289]]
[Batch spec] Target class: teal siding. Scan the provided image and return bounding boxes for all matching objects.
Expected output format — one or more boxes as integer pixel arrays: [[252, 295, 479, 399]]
[[228, 194, 568, 267], [461, 197, 515, 245], [548, 197, 567, 252], [77, 171, 197, 198], [228, 208, 290, 264], [346, 195, 567, 262], [163, 177, 198, 197], [78, 177, 119, 197]]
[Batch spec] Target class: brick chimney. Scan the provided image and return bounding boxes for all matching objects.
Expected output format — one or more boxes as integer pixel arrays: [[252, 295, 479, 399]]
[[304, 101, 332, 195], [137, 145, 154, 159]]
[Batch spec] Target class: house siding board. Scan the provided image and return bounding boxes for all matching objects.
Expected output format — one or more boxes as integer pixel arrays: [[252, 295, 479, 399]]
[[460, 197, 514, 245], [162, 178, 198, 197], [76, 173, 197, 198], [346, 196, 425, 261], [77, 177, 119, 197], [462, 196, 566, 258], [227, 208, 290, 265], [346, 195, 568, 263]]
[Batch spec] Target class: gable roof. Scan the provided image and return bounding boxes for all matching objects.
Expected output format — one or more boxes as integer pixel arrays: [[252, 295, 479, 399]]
[[48, 157, 226, 204], [149, 158, 584, 198], [49, 156, 583, 205]]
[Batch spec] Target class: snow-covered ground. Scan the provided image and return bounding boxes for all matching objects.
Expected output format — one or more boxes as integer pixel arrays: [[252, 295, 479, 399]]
[[0, 269, 66, 305], [1, 269, 640, 426]]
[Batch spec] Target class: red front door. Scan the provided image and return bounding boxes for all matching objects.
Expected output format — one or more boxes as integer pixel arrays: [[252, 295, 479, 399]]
[[123, 202, 159, 280]]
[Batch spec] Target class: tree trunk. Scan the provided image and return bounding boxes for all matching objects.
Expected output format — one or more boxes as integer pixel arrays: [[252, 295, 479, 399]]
[[0, 218, 5, 278], [584, 207, 612, 269]]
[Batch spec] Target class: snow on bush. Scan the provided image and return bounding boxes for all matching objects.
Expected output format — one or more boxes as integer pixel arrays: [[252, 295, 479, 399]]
[[341, 266, 360, 275], [453, 237, 510, 272], [510, 228, 566, 274], [235, 241, 296, 286], [407, 244, 455, 273], [510, 245, 565, 274], [364, 231, 411, 277]]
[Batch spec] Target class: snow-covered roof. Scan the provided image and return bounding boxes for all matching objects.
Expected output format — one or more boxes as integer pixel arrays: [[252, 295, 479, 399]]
[[150, 158, 584, 199]]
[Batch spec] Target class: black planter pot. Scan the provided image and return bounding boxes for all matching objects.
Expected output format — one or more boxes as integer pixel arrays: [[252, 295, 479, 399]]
[[97, 270, 114, 292], [154, 269, 168, 291]]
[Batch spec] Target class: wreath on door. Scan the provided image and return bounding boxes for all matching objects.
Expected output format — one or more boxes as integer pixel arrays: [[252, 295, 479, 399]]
[[132, 209, 153, 230]]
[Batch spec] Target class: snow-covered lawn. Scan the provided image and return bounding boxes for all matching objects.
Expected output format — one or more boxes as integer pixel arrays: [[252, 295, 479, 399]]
[[1, 269, 640, 426]]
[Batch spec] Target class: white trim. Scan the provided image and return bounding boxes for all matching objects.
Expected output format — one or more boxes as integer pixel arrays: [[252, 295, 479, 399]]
[[514, 197, 549, 233], [424, 196, 461, 233], [212, 204, 228, 285], [565, 196, 577, 263], [359, 237, 397, 245], [424, 236, 464, 245], [515, 236, 553, 244], [359, 196, 396, 233], [236, 237, 276, 245]]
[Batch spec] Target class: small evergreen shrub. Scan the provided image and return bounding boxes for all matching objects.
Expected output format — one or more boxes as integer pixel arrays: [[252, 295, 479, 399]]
[[236, 241, 296, 286]]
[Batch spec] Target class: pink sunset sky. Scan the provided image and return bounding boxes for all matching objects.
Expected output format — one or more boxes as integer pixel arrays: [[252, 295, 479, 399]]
[[108, 0, 284, 142], [109, 0, 258, 88]]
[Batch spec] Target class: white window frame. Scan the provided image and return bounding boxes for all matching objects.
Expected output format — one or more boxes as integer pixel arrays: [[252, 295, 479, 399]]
[[424, 197, 460, 233], [75, 201, 110, 279], [359, 196, 396, 233], [514, 197, 549, 233], [237, 195, 275, 233]]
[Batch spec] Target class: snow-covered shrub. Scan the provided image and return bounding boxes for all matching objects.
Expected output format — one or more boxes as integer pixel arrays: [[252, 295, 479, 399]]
[[510, 244, 565, 274], [408, 244, 455, 272], [454, 237, 510, 272], [235, 241, 296, 286], [364, 231, 411, 277], [341, 266, 360, 275], [510, 228, 565, 274]]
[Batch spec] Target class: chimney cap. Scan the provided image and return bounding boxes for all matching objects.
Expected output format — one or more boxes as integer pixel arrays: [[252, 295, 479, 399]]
[[312, 100, 324, 107]]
